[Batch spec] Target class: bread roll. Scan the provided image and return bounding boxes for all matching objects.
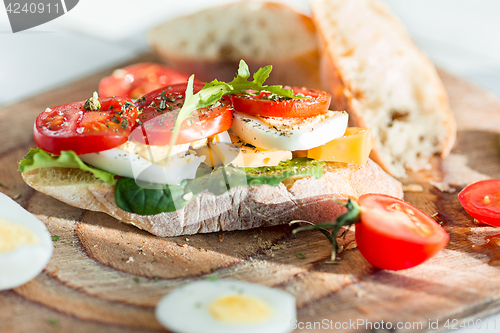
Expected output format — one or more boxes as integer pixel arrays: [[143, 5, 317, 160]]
[[22, 160, 403, 237], [311, 0, 456, 177], [148, 1, 322, 89]]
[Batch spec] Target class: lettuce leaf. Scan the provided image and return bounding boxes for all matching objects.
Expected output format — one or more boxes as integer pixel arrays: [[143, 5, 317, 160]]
[[18, 148, 115, 185]]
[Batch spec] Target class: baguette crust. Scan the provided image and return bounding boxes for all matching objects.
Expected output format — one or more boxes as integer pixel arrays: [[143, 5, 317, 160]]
[[148, 1, 322, 89], [311, 0, 456, 177], [22, 160, 403, 237]]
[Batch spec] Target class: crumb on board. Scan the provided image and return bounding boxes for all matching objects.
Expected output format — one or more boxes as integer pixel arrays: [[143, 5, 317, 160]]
[[430, 181, 456, 193], [357, 305, 370, 315], [402, 184, 424, 192]]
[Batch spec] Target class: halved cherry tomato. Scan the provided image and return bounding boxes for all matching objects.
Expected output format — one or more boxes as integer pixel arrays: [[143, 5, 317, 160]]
[[99, 63, 190, 99], [34, 97, 138, 155], [131, 83, 233, 145], [355, 194, 449, 270], [458, 179, 500, 226], [231, 87, 331, 118]]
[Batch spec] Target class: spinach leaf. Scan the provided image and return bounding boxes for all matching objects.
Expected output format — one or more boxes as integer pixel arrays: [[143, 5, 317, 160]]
[[115, 178, 196, 215], [114, 158, 325, 215]]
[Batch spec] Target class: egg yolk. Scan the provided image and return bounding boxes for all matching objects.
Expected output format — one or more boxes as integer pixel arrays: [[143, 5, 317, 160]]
[[0, 218, 39, 253], [208, 295, 272, 324]]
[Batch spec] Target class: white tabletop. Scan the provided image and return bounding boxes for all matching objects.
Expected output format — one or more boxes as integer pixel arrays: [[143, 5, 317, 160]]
[[1, 1, 500, 331]]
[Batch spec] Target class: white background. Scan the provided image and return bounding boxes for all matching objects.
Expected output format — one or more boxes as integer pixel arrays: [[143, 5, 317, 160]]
[[1, 1, 500, 331]]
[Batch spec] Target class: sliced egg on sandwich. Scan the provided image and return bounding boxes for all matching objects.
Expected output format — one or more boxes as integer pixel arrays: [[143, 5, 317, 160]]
[[80, 132, 230, 185], [0, 192, 53, 290], [208, 133, 292, 168], [155, 280, 296, 333], [231, 110, 348, 151]]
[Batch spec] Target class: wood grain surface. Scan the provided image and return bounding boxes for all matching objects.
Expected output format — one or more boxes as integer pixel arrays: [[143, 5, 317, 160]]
[[1, 54, 500, 333]]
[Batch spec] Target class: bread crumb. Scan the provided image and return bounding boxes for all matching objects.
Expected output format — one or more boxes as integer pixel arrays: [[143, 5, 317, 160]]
[[345, 241, 357, 250], [126, 257, 134, 263], [430, 181, 456, 193], [402, 184, 423, 192], [357, 305, 370, 315]]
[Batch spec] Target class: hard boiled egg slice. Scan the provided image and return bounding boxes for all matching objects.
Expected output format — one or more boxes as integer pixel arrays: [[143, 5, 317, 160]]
[[231, 110, 348, 151], [0, 192, 53, 290], [80, 137, 213, 185], [155, 280, 296, 333]]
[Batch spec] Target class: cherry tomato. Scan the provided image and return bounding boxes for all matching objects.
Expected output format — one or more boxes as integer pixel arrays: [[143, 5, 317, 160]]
[[34, 97, 138, 155], [131, 82, 233, 145], [231, 87, 331, 118], [355, 194, 449, 270], [458, 179, 500, 226], [98, 63, 190, 99]]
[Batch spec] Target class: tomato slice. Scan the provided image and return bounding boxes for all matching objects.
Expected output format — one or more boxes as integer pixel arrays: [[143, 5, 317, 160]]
[[355, 194, 449, 270], [231, 87, 331, 118], [458, 179, 500, 226], [34, 97, 138, 155], [131, 83, 233, 145], [98, 63, 190, 99]]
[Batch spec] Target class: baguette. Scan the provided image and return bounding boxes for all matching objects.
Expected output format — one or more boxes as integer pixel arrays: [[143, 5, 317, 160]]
[[311, 0, 456, 177], [148, 1, 322, 90], [22, 160, 403, 237]]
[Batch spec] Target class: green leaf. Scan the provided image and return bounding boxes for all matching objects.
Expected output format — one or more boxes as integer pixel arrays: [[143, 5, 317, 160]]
[[252, 65, 272, 86], [114, 158, 325, 215], [167, 60, 307, 158], [244, 158, 325, 186], [114, 178, 198, 215], [237, 59, 251, 79], [18, 148, 115, 185]]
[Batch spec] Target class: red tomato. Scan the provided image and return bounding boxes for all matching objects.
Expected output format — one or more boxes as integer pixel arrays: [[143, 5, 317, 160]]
[[355, 194, 449, 270], [131, 83, 233, 145], [458, 179, 500, 226], [34, 97, 138, 155], [98, 63, 190, 99], [231, 87, 331, 117]]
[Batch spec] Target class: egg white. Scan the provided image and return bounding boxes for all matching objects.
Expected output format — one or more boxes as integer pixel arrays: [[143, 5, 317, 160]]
[[155, 280, 296, 333], [80, 133, 235, 186], [0, 192, 53, 290], [231, 110, 348, 151]]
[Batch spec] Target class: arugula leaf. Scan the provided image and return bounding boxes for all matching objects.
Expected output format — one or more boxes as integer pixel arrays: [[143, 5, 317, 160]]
[[18, 148, 115, 185], [167, 60, 305, 156]]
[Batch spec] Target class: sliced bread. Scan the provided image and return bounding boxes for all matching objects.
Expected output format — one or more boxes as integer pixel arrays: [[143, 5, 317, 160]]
[[311, 0, 456, 177], [148, 1, 322, 89]]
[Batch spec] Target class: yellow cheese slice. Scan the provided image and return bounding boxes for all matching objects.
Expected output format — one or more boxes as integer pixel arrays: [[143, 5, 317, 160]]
[[210, 134, 292, 167], [307, 127, 372, 166]]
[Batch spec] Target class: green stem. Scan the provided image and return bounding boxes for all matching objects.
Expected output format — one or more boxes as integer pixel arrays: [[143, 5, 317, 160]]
[[290, 199, 362, 261]]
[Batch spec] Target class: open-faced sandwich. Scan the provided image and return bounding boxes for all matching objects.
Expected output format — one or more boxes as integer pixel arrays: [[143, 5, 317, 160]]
[[19, 61, 403, 237]]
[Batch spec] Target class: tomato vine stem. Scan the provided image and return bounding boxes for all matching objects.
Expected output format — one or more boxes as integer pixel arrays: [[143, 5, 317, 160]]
[[290, 199, 361, 261]]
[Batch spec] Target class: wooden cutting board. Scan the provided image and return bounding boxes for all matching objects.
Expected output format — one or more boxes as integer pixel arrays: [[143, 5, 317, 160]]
[[1, 54, 500, 333]]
